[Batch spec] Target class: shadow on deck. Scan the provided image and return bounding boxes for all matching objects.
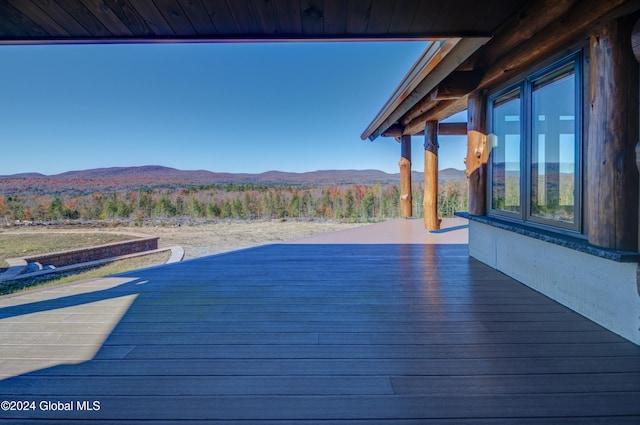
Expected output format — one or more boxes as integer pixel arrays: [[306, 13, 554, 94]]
[[0, 219, 639, 423]]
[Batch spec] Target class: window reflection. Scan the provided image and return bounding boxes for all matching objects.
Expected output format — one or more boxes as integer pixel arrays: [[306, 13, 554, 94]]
[[491, 89, 521, 213], [531, 64, 576, 223]]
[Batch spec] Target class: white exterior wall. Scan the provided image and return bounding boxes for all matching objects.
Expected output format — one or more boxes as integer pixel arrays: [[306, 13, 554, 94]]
[[469, 221, 640, 345]]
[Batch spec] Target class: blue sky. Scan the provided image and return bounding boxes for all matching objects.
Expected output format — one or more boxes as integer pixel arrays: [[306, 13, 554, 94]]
[[0, 42, 467, 176]]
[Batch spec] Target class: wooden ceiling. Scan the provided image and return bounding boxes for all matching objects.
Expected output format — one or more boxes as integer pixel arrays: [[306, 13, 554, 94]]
[[0, 0, 532, 43]]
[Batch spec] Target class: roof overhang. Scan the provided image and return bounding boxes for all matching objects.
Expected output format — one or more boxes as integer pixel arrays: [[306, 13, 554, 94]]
[[361, 0, 640, 143], [0, 1, 532, 45], [360, 37, 489, 141]]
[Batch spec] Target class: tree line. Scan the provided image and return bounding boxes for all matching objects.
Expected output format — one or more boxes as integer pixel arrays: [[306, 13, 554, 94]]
[[0, 181, 468, 224]]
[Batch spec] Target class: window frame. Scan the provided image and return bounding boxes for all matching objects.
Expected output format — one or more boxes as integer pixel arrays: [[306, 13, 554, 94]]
[[487, 52, 583, 234], [488, 84, 524, 219]]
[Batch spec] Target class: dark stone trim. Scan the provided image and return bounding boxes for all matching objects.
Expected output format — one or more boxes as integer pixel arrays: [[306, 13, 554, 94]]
[[456, 212, 640, 263]]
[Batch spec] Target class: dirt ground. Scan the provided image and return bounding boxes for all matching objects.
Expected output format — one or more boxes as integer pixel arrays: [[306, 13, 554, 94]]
[[90, 220, 364, 260], [111, 221, 364, 259]]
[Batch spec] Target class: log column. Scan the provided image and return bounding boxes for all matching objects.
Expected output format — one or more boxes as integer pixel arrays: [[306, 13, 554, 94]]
[[466, 93, 488, 216], [588, 15, 639, 251], [634, 17, 640, 251], [399, 135, 412, 218], [424, 121, 441, 230]]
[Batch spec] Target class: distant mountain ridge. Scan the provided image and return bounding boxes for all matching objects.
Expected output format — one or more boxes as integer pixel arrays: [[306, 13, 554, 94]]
[[0, 165, 467, 195]]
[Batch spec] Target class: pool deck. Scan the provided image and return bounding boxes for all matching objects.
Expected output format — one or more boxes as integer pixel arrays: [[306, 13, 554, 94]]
[[0, 218, 639, 423]]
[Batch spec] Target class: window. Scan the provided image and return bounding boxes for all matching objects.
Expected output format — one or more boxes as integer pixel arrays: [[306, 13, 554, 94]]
[[489, 54, 581, 231], [491, 88, 521, 214]]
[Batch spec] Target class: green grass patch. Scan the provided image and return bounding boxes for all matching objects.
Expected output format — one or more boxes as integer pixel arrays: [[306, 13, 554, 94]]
[[0, 251, 171, 296], [0, 232, 138, 270]]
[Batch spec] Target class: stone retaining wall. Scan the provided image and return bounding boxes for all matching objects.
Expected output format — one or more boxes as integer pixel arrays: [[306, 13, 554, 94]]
[[26, 237, 159, 268]]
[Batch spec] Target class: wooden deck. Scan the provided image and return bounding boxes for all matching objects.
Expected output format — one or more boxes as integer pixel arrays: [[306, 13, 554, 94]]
[[0, 219, 639, 423]]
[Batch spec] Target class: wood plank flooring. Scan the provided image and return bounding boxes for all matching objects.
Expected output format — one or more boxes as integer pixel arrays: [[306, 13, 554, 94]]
[[0, 242, 639, 423]]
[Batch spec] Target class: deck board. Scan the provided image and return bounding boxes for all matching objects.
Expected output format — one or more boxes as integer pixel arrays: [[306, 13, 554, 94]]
[[0, 225, 639, 422]]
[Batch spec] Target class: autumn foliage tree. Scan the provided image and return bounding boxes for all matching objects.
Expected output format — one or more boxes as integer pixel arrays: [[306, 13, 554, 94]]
[[1, 180, 468, 224]]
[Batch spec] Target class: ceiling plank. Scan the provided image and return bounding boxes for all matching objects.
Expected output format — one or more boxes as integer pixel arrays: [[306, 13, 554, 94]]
[[275, 0, 302, 35], [252, 0, 282, 35], [300, 0, 324, 35], [203, 0, 237, 35], [0, 7, 30, 37], [154, 0, 197, 36], [428, 0, 470, 34], [388, 0, 420, 35], [453, 0, 496, 33], [323, 0, 346, 35], [6, 0, 68, 36], [0, 0, 535, 42], [226, 0, 260, 34], [178, 0, 216, 36], [106, 0, 157, 36], [31, 0, 91, 36], [410, 0, 443, 34], [59, 0, 120, 37], [125, 2, 176, 37], [367, 0, 395, 35], [346, 0, 372, 35], [0, 2, 46, 37]]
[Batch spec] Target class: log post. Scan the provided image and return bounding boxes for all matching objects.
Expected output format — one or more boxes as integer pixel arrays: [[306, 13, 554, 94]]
[[424, 121, 441, 230], [633, 17, 640, 62], [466, 93, 488, 216], [588, 15, 639, 251], [634, 17, 640, 252], [399, 135, 412, 218]]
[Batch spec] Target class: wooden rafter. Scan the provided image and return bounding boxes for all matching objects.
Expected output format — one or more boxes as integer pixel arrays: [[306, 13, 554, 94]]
[[402, 98, 469, 135], [382, 122, 467, 138]]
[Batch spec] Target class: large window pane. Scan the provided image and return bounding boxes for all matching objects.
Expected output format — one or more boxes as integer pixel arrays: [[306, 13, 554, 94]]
[[531, 63, 576, 223], [491, 90, 521, 213]]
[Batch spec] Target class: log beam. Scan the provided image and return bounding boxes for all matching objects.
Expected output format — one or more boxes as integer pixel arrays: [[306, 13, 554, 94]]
[[399, 135, 412, 218], [382, 122, 467, 138], [365, 37, 489, 141], [382, 125, 406, 138], [462, 0, 580, 71], [403, 97, 469, 135], [478, 0, 640, 92], [424, 121, 441, 230], [587, 14, 639, 251], [466, 93, 488, 216], [438, 122, 468, 136], [400, 72, 481, 130], [434, 71, 484, 99], [401, 89, 439, 127]]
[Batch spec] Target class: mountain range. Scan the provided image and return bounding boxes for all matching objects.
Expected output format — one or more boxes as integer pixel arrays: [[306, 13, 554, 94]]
[[0, 165, 467, 195]]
